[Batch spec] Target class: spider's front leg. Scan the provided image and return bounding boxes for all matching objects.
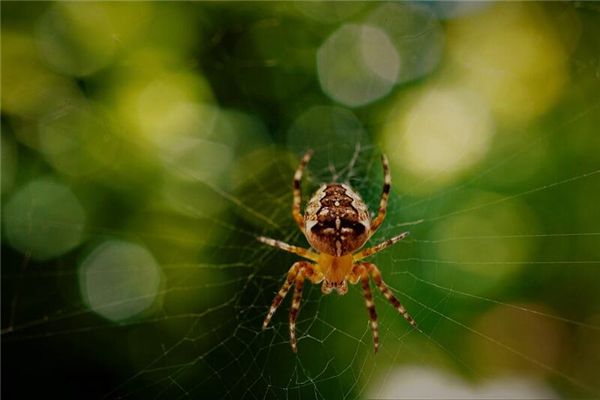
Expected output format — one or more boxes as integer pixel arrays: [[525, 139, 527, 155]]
[[353, 231, 409, 261], [262, 261, 323, 352], [292, 149, 313, 230], [369, 154, 391, 234], [257, 236, 318, 261]]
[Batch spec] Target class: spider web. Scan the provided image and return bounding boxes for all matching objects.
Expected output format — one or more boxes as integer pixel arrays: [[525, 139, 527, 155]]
[[3, 128, 600, 399], [2, 3, 600, 400]]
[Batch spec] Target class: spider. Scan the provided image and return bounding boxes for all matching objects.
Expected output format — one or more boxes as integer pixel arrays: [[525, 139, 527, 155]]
[[258, 150, 416, 353]]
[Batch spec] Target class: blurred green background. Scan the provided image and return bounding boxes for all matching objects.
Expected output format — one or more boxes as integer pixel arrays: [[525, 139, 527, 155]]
[[2, 2, 599, 399]]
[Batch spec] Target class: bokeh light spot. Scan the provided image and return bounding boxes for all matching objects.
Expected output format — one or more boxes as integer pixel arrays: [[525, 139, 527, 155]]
[[1, 31, 83, 119], [317, 24, 399, 107], [360, 25, 400, 84], [293, 2, 367, 24], [1, 132, 18, 195], [366, 3, 445, 84], [162, 136, 233, 184], [79, 241, 162, 322], [38, 102, 116, 178], [149, 103, 236, 184], [37, 3, 117, 76], [287, 105, 368, 167], [3, 177, 86, 260], [430, 193, 537, 294], [426, 2, 491, 20], [369, 366, 558, 399], [124, 71, 213, 144], [447, 3, 571, 124], [384, 85, 494, 190], [472, 304, 567, 377]]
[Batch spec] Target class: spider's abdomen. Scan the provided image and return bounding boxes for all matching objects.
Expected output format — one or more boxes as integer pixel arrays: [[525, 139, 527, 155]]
[[304, 184, 370, 256]]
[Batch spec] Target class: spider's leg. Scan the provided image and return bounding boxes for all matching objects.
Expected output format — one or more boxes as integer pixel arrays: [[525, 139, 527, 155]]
[[292, 149, 314, 230], [353, 232, 409, 261], [263, 262, 323, 331], [288, 263, 323, 352], [257, 236, 318, 261], [289, 273, 305, 353], [361, 262, 416, 328], [352, 264, 380, 352], [369, 154, 391, 234], [263, 261, 304, 329]]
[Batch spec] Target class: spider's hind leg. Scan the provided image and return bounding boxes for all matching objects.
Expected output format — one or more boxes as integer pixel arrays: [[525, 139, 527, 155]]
[[289, 273, 305, 353], [351, 264, 380, 352], [262, 261, 302, 330], [361, 262, 416, 328], [262, 261, 323, 352]]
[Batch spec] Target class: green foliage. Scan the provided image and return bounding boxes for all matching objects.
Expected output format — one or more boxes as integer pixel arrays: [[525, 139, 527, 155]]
[[2, 2, 599, 399]]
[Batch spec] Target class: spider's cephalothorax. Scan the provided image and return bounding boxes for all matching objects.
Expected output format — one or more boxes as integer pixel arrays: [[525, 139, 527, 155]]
[[258, 150, 416, 353]]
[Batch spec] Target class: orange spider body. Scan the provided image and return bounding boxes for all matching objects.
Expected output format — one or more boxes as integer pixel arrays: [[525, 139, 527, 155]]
[[317, 252, 353, 294], [258, 150, 416, 352]]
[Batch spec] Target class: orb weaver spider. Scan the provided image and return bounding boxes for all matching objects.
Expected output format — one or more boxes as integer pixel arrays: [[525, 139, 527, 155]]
[[258, 150, 416, 353]]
